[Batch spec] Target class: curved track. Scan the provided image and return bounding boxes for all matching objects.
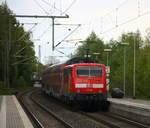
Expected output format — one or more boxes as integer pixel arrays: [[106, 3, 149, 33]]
[[18, 89, 150, 128], [17, 89, 72, 128], [79, 111, 150, 128], [17, 91, 44, 128], [30, 92, 73, 128]]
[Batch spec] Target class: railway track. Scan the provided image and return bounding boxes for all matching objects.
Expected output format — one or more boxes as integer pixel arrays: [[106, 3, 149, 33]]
[[100, 112, 150, 128], [32, 90, 113, 128], [30, 92, 73, 128], [79, 111, 150, 128], [18, 89, 150, 128], [17, 90, 44, 128], [17, 89, 72, 128]]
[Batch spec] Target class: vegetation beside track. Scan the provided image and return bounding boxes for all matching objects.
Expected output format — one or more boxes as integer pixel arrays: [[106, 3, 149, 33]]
[[0, 81, 35, 95], [0, 2, 150, 100], [0, 3, 45, 95], [74, 32, 150, 100]]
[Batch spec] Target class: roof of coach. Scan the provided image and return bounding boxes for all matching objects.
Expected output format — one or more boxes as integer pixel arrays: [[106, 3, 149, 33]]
[[65, 57, 98, 65], [43, 57, 103, 74], [72, 63, 105, 67], [64, 63, 105, 69]]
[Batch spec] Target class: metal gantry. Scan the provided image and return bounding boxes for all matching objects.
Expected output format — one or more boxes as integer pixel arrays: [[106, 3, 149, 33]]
[[3, 14, 69, 88], [11, 14, 69, 51]]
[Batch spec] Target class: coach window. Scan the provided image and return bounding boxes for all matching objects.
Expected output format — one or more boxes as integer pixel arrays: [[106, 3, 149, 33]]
[[64, 68, 71, 78], [68, 68, 71, 77], [64, 68, 68, 78]]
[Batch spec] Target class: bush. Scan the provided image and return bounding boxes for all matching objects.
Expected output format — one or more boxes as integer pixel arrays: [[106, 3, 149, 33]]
[[0, 81, 12, 95], [0, 81, 4, 88], [19, 76, 26, 87]]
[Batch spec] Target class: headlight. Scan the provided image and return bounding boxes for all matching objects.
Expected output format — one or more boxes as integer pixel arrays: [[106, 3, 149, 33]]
[[76, 84, 86, 88], [93, 84, 103, 88]]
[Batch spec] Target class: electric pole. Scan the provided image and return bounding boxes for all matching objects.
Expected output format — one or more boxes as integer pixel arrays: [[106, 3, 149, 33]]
[[38, 45, 41, 79], [11, 14, 69, 51]]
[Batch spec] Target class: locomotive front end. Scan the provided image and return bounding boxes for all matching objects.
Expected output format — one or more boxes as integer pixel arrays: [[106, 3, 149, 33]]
[[69, 64, 108, 109]]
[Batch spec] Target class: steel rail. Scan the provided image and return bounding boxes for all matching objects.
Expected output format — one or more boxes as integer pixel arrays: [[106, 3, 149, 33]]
[[80, 111, 150, 128], [79, 111, 120, 128], [101, 112, 150, 128], [17, 91, 44, 128], [30, 92, 73, 128]]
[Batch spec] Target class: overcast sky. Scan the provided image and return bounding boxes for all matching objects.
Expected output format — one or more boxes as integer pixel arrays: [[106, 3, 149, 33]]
[[1, 0, 150, 63]]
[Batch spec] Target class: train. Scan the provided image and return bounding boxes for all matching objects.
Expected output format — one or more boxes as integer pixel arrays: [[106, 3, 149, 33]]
[[42, 57, 109, 110]]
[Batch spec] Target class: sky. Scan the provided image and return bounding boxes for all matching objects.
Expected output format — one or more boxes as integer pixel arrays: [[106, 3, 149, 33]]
[[1, 0, 150, 63]]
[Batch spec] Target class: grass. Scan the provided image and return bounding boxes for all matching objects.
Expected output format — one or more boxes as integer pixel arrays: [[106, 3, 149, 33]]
[[0, 86, 36, 95]]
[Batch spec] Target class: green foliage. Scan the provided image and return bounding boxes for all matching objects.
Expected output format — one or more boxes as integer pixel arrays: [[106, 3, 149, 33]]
[[0, 79, 35, 95], [0, 81, 11, 95], [108, 31, 149, 98], [0, 2, 38, 93], [75, 32, 105, 63], [18, 76, 27, 87], [74, 31, 150, 100]]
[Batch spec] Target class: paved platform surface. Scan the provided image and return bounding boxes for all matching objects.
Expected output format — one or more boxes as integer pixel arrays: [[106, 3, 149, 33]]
[[108, 98, 150, 125], [0, 96, 2, 110], [108, 98, 150, 110], [122, 98, 150, 105], [0, 95, 33, 128]]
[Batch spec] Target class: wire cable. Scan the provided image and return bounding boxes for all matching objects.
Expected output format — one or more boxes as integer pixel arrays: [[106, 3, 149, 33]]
[[55, 24, 81, 48], [101, 9, 150, 34], [41, 0, 65, 14], [61, 0, 77, 15], [38, 26, 51, 39], [17, 23, 38, 41], [33, 0, 50, 15]]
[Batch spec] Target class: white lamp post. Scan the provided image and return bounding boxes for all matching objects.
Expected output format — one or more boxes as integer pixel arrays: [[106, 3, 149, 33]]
[[104, 49, 112, 91], [121, 43, 129, 96], [93, 52, 100, 61], [104, 49, 112, 66]]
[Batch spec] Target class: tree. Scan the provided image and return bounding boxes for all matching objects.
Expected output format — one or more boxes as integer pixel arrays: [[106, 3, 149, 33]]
[[74, 32, 105, 63], [74, 30, 150, 99], [0, 2, 37, 89]]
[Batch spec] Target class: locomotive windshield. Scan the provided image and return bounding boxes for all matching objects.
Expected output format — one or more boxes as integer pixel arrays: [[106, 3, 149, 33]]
[[76, 66, 102, 77]]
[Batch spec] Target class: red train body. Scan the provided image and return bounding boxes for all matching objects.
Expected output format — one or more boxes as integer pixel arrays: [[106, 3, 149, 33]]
[[42, 58, 108, 109]]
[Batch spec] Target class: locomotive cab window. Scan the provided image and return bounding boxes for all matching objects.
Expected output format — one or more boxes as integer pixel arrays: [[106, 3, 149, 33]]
[[76, 66, 102, 77]]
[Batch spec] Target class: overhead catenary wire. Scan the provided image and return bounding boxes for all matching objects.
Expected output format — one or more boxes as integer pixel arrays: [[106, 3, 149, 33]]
[[55, 48, 68, 57], [55, 24, 81, 48], [41, 0, 76, 15], [31, 0, 58, 39], [101, 9, 150, 34], [33, 0, 50, 15], [99, 0, 149, 35], [17, 23, 38, 41], [37, 25, 51, 39], [100, 0, 129, 33], [41, 0, 65, 15], [61, 0, 77, 15], [13, 23, 38, 58], [12, 56, 36, 65], [100, 0, 129, 19]]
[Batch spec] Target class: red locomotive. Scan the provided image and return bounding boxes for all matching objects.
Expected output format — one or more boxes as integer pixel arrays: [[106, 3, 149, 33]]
[[42, 57, 109, 110]]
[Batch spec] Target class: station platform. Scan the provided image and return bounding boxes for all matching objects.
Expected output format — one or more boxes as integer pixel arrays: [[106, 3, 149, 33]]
[[108, 98, 150, 125], [0, 95, 33, 128]]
